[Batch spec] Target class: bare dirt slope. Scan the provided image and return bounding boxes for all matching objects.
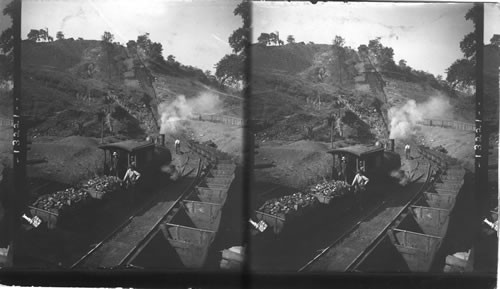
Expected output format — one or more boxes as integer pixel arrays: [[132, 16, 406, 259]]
[[182, 120, 243, 162], [27, 136, 104, 185], [254, 140, 333, 189], [414, 126, 474, 170]]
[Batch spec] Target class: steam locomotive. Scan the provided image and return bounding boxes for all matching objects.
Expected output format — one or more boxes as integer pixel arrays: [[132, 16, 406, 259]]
[[99, 137, 172, 190], [328, 140, 401, 185]]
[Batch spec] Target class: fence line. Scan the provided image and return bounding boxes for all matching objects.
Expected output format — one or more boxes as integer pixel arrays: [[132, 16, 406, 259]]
[[417, 118, 474, 132], [193, 114, 243, 127]]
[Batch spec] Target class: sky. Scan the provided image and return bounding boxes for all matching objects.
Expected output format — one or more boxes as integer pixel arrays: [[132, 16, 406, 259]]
[[485, 3, 500, 43], [21, 0, 242, 73], [252, 2, 475, 77]]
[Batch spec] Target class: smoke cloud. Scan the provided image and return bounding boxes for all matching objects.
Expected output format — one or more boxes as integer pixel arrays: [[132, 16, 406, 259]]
[[388, 95, 452, 139], [158, 91, 222, 134]]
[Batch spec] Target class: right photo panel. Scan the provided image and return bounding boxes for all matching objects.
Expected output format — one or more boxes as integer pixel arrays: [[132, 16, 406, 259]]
[[249, 1, 488, 274]]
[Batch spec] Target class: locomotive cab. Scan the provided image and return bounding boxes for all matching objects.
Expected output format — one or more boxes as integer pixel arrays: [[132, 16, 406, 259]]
[[99, 140, 157, 189], [328, 144, 398, 185]]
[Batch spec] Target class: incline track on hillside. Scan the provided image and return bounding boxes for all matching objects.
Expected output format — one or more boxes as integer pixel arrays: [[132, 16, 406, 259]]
[[71, 155, 203, 269], [298, 156, 432, 272]]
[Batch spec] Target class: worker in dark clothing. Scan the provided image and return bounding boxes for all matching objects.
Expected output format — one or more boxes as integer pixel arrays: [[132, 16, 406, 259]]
[[111, 152, 119, 177], [351, 168, 369, 210], [339, 156, 347, 182]]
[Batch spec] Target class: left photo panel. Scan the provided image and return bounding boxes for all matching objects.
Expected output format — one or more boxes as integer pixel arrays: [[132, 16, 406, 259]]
[[0, 0, 14, 268], [5, 0, 246, 271]]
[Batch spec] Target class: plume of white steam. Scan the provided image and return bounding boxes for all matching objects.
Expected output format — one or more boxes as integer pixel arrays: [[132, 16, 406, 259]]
[[389, 95, 452, 139], [158, 92, 222, 134]]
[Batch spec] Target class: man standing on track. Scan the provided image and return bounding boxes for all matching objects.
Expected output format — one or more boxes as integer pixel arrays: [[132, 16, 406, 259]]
[[405, 143, 411, 159], [175, 139, 181, 154]]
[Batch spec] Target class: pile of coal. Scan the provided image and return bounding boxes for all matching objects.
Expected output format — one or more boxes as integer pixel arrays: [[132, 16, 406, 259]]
[[82, 175, 121, 194], [32, 187, 91, 213], [432, 145, 448, 154], [202, 140, 217, 148], [260, 192, 318, 217], [308, 180, 350, 198]]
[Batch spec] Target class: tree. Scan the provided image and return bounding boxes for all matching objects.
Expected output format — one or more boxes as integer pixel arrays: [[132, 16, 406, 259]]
[[27, 29, 40, 42], [368, 37, 383, 55], [0, 28, 13, 54], [214, 54, 243, 87], [257, 33, 270, 46], [148, 42, 164, 62], [446, 58, 475, 90], [135, 33, 165, 63], [446, 4, 480, 91], [460, 32, 476, 61], [398, 59, 407, 68], [269, 32, 279, 46], [491, 34, 500, 46], [357, 44, 368, 55], [56, 31, 64, 40], [126, 40, 137, 49], [380, 46, 395, 69], [167, 55, 176, 63], [101, 31, 115, 79], [38, 28, 48, 41], [229, 27, 248, 51], [231, 0, 249, 55], [332, 35, 346, 85], [137, 33, 151, 50], [286, 35, 295, 44], [101, 31, 114, 43], [333, 35, 345, 47], [215, 0, 248, 89], [0, 0, 18, 80]]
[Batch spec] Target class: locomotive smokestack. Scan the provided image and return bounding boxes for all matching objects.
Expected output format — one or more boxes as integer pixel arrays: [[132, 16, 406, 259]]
[[160, 134, 165, 146], [390, 139, 395, 152]]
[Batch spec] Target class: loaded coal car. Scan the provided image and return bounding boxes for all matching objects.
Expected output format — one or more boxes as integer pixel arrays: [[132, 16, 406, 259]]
[[327, 141, 401, 186], [99, 138, 172, 191]]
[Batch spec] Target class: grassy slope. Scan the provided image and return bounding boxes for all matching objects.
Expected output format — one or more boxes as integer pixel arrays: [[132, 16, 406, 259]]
[[21, 39, 232, 139], [484, 44, 500, 125], [251, 43, 474, 145], [252, 43, 392, 143]]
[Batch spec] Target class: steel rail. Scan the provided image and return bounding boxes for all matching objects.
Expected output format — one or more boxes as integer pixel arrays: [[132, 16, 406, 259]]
[[298, 148, 436, 272], [345, 161, 432, 272], [118, 158, 205, 266], [71, 141, 209, 269]]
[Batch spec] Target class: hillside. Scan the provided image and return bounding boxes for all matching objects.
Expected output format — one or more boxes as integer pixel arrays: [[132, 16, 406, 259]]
[[251, 42, 474, 144], [21, 39, 237, 140], [484, 44, 500, 126]]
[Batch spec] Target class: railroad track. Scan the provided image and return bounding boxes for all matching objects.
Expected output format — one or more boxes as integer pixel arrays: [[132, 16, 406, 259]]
[[71, 143, 207, 269], [299, 154, 434, 272]]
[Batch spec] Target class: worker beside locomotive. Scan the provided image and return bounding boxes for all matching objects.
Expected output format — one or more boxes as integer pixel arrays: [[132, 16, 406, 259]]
[[328, 140, 401, 187]]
